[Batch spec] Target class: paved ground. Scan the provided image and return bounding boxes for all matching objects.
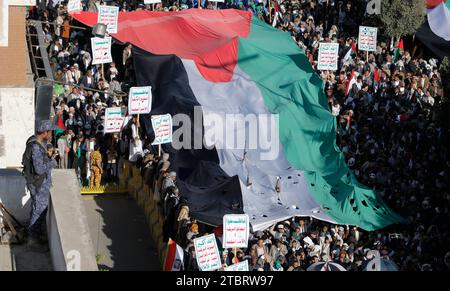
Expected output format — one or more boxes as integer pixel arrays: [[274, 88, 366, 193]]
[[82, 194, 160, 271], [1, 232, 52, 271], [10, 244, 52, 271]]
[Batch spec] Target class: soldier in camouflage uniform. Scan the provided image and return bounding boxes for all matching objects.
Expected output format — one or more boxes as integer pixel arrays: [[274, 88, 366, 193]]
[[89, 144, 103, 188], [26, 120, 56, 252]]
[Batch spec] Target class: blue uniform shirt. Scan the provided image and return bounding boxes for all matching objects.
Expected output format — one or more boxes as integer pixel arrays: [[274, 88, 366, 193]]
[[31, 142, 55, 192]]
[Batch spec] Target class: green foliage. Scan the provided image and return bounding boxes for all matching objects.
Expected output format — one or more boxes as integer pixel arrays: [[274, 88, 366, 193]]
[[379, 0, 426, 39]]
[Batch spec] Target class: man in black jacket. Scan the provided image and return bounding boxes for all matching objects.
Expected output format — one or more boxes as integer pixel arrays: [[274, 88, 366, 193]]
[[163, 186, 181, 242]]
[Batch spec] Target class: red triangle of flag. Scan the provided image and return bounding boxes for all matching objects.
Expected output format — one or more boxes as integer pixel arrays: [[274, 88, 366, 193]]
[[351, 41, 357, 52], [398, 39, 404, 51], [57, 115, 66, 131]]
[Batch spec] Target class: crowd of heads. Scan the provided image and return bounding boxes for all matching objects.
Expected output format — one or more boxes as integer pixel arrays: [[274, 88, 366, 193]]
[[274, 0, 449, 272], [28, 0, 449, 271]]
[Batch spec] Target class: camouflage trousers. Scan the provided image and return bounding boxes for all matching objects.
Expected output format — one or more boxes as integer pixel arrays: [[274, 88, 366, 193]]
[[89, 167, 102, 188], [27, 184, 50, 238]]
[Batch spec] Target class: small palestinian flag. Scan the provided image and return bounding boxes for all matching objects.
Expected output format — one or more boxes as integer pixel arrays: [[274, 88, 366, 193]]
[[345, 70, 358, 96], [343, 40, 357, 66], [393, 39, 404, 62], [55, 114, 66, 137], [416, 0, 450, 59], [373, 67, 380, 93], [73, 9, 404, 231]]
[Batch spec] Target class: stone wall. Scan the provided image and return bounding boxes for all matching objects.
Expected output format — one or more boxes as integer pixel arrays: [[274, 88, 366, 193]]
[[0, 87, 35, 168]]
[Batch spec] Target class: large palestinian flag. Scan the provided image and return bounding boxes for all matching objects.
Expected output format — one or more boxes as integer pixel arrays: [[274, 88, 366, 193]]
[[416, 0, 450, 59], [73, 9, 404, 231]]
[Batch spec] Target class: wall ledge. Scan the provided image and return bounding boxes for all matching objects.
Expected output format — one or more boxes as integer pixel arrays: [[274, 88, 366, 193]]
[[48, 169, 98, 271]]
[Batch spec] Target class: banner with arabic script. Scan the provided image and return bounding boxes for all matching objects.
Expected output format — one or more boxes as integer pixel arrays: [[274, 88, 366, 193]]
[[223, 214, 249, 249], [194, 234, 222, 271], [358, 26, 378, 52], [317, 42, 339, 71]]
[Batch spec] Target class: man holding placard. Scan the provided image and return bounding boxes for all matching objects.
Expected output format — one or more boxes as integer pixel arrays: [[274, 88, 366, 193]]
[[91, 36, 113, 65], [224, 260, 249, 271], [128, 86, 152, 115], [317, 42, 339, 71], [151, 114, 173, 156], [223, 214, 250, 249], [104, 107, 125, 134], [67, 0, 82, 13], [143, 0, 162, 4], [151, 114, 173, 145], [98, 6, 119, 34], [193, 234, 222, 271], [358, 26, 378, 52]]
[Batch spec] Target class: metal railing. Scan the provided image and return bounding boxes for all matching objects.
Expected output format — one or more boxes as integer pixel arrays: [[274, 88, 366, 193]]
[[27, 19, 88, 31], [26, 20, 54, 79], [35, 77, 128, 98]]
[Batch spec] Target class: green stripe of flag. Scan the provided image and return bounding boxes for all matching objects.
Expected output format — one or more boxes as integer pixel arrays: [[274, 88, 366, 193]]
[[237, 17, 406, 230]]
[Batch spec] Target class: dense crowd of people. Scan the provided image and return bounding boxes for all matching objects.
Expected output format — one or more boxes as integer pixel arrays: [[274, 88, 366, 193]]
[[27, 0, 449, 271]]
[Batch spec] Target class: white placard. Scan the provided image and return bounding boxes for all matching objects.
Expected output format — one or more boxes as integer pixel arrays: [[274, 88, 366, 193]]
[[358, 26, 378, 52], [104, 107, 125, 133], [151, 114, 172, 145], [128, 86, 152, 115], [225, 260, 249, 271], [91, 36, 112, 65], [98, 6, 119, 34], [223, 214, 249, 249], [143, 0, 161, 4], [67, 0, 82, 13], [194, 234, 222, 271], [317, 42, 339, 71]]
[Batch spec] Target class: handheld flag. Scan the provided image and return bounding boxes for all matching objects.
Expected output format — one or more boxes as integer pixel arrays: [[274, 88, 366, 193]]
[[393, 39, 404, 61]]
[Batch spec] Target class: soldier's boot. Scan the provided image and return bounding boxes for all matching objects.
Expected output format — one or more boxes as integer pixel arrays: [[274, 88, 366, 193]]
[[26, 237, 49, 253]]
